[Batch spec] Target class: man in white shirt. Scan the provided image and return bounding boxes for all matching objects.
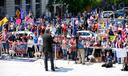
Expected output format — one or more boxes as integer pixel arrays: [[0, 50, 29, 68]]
[[38, 34, 43, 57]]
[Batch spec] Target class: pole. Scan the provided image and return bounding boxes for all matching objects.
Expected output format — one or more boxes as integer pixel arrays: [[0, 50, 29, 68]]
[[0, 32, 2, 57], [54, 38, 59, 69], [55, 43, 57, 60]]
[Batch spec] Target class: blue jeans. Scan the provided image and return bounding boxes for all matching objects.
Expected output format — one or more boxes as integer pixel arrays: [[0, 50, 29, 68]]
[[2, 42, 9, 53], [62, 49, 67, 58]]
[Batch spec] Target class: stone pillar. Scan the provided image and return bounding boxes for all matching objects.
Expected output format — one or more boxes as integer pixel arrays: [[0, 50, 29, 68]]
[[5, 0, 15, 17], [53, 4, 57, 17], [31, 0, 36, 17], [40, 0, 48, 15]]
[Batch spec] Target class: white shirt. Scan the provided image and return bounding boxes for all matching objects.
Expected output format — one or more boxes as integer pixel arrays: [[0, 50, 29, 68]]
[[27, 39, 33, 48], [126, 28, 128, 33], [38, 36, 43, 45]]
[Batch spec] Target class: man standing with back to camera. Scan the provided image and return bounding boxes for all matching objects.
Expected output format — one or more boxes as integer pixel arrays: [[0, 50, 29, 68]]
[[42, 29, 55, 71]]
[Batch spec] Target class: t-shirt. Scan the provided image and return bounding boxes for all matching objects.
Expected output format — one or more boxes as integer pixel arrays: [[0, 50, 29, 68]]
[[62, 39, 67, 49], [33, 36, 38, 44], [78, 40, 84, 49], [38, 36, 43, 45], [27, 39, 33, 48], [2, 33, 9, 43]]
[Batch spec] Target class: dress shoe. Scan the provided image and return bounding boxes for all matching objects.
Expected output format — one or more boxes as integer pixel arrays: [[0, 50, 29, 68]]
[[121, 69, 124, 71], [45, 69, 48, 71], [51, 69, 55, 71]]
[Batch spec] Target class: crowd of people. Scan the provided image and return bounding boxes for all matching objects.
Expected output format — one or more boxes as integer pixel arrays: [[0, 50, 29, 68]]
[[0, 10, 128, 68]]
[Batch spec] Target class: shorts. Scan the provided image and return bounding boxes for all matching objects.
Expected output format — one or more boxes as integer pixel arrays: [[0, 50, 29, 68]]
[[2, 43, 9, 49]]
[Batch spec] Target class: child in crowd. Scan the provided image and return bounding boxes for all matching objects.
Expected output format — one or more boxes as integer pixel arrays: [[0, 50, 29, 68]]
[[102, 51, 113, 68]]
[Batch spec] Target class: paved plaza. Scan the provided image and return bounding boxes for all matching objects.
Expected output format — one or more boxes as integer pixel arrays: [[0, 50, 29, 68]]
[[0, 59, 128, 76]]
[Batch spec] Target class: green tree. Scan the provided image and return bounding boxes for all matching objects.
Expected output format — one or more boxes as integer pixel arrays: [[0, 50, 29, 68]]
[[64, 0, 90, 15], [47, 0, 128, 16], [47, 0, 103, 15]]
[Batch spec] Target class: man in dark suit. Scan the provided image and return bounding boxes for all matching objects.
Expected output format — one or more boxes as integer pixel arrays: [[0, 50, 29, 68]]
[[43, 29, 55, 71]]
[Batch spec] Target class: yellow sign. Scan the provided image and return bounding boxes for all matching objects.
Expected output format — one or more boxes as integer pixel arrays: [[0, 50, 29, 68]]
[[0, 17, 8, 26]]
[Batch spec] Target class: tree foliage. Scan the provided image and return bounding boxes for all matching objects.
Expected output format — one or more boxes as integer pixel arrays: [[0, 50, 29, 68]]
[[47, 0, 128, 16]]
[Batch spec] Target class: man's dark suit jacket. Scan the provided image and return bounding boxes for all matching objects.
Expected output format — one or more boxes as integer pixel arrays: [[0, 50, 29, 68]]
[[43, 33, 54, 54]]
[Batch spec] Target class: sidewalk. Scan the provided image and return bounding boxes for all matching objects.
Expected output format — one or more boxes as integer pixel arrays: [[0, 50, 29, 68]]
[[0, 59, 128, 76]]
